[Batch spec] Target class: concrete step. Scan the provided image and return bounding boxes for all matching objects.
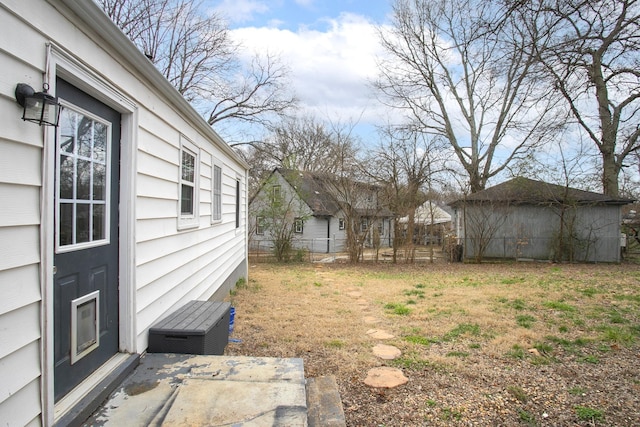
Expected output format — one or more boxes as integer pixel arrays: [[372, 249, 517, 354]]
[[85, 354, 308, 426], [305, 376, 346, 427]]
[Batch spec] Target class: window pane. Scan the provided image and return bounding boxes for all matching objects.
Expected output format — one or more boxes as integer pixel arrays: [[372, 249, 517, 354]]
[[76, 204, 90, 243], [59, 111, 76, 154], [60, 155, 74, 199], [235, 180, 240, 228], [78, 117, 92, 158], [213, 165, 221, 220], [93, 122, 107, 163], [60, 203, 73, 245], [182, 151, 195, 182], [181, 184, 194, 215], [77, 159, 91, 200], [93, 163, 105, 201], [93, 204, 105, 240]]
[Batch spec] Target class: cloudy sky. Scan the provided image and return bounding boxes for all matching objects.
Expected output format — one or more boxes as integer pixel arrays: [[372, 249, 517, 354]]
[[209, 0, 394, 144]]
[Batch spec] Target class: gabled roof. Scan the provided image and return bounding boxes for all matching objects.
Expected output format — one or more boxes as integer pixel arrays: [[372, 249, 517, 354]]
[[450, 177, 634, 207], [277, 168, 341, 216], [399, 201, 452, 225], [274, 168, 394, 217]]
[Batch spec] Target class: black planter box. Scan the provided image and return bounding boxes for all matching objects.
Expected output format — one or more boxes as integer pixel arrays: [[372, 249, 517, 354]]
[[148, 300, 231, 355]]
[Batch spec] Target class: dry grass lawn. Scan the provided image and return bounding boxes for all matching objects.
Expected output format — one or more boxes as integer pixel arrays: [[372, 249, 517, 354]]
[[225, 261, 640, 426]]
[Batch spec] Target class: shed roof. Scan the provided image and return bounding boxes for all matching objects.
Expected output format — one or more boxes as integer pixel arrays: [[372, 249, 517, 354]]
[[450, 177, 634, 207]]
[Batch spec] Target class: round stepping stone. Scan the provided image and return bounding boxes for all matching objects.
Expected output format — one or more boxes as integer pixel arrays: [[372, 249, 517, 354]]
[[347, 291, 362, 298], [364, 367, 408, 388], [366, 329, 394, 339], [363, 316, 380, 324], [372, 344, 401, 360]]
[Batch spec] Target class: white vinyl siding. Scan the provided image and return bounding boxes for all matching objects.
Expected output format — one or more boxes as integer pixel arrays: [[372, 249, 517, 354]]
[[0, 30, 45, 420], [0, 0, 249, 423]]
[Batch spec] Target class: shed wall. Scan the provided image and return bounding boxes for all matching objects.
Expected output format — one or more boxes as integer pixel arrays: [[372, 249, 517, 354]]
[[462, 204, 622, 262]]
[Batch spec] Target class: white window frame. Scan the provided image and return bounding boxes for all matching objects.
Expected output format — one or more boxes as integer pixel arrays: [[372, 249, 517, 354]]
[[272, 185, 281, 201], [338, 217, 345, 230], [294, 217, 304, 234], [55, 103, 113, 254], [256, 216, 265, 235], [211, 163, 222, 223], [178, 136, 200, 230]]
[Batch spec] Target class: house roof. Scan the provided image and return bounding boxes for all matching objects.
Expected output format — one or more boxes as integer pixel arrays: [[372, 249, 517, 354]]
[[277, 168, 341, 216], [398, 201, 452, 225], [276, 168, 394, 217], [450, 177, 634, 207]]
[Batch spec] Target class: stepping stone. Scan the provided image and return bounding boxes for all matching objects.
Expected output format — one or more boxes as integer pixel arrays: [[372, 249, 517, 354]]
[[363, 316, 379, 324], [347, 291, 362, 298], [372, 344, 401, 360], [366, 329, 394, 339], [364, 367, 408, 388]]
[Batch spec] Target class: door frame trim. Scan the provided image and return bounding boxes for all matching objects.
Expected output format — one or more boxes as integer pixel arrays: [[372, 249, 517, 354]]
[[41, 43, 138, 426]]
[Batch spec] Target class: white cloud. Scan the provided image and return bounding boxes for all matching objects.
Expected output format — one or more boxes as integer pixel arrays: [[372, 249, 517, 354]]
[[213, 0, 271, 24], [229, 13, 391, 140]]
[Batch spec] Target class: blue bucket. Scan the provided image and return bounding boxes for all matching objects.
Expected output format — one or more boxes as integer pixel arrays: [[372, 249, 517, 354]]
[[228, 306, 235, 334]]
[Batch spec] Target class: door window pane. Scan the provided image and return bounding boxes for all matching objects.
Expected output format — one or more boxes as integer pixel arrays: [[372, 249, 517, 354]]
[[77, 159, 91, 199], [60, 203, 73, 246], [93, 205, 105, 240], [76, 204, 90, 243], [57, 107, 110, 248]]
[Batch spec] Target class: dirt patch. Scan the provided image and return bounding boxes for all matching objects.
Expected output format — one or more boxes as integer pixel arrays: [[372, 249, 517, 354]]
[[225, 262, 640, 426]]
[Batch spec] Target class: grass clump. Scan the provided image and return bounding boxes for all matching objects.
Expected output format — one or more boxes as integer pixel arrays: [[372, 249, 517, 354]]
[[598, 325, 635, 346], [446, 351, 469, 358], [516, 314, 536, 328], [444, 323, 480, 341], [518, 409, 536, 425], [506, 344, 526, 359], [325, 339, 345, 348], [544, 300, 576, 312], [384, 302, 412, 316], [575, 406, 604, 422], [404, 335, 436, 346], [507, 385, 528, 402], [390, 354, 431, 370]]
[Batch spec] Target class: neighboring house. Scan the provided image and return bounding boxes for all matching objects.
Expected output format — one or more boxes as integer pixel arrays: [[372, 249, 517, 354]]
[[0, 1, 248, 425], [249, 168, 394, 253], [449, 177, 633, 263], [398, 201, 453, 245]]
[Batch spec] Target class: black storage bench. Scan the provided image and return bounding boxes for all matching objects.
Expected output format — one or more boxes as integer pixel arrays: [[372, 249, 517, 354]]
[[148, 300, 231, 355]]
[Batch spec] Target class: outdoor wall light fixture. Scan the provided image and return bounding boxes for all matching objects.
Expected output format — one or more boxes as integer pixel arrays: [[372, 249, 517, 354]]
[[15, 83, 61, 127]]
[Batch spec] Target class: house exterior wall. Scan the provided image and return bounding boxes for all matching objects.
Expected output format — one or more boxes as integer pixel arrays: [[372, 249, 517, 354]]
[[0, 1, 248, 424], [459, 204, 622, 263], [249, 170, 318, 252]]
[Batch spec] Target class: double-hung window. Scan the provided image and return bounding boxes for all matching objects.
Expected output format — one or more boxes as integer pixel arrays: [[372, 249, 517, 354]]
[[178, 137, 199, 229], [256, 216, 265, 235]]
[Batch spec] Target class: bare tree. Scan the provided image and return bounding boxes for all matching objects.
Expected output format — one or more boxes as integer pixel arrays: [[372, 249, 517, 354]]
[[525, 0, 640, 197], [375, 0, 562, 193], [250, 173, 310, 262], [369, 125, 449, 263], [98, 0, 296, 130]]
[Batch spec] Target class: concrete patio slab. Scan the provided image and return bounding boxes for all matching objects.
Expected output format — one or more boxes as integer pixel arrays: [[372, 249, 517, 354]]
[[84, 353, 308, 426]]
